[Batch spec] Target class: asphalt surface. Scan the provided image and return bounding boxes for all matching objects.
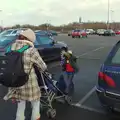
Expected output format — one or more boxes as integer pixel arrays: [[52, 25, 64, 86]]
[[1, 34, 120, 120]]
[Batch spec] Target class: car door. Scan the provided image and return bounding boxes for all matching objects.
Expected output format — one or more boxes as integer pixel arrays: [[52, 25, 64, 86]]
[[35, 35, 55, 60]]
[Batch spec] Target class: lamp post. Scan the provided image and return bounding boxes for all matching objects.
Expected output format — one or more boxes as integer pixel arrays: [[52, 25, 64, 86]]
[[111, 10, 114, 22], [107, 0, 110, 29], [111, 10, 114, 29]]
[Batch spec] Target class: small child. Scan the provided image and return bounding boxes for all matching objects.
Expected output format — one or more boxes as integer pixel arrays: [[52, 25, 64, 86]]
[[61, 49, 79, 94]]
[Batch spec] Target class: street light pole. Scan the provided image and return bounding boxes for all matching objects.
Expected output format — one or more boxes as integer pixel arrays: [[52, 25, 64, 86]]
[[111, 10, 114, 29], [111, 10, 114, 22], [107, 0, 110, 29]]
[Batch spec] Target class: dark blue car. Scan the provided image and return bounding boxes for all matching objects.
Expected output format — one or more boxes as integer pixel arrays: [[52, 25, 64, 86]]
[[0, 33, 67, 61], [96, 41, 120, 112]]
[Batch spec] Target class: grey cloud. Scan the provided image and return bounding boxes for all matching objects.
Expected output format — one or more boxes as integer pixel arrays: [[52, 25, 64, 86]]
[[1, 0, 120, 26]]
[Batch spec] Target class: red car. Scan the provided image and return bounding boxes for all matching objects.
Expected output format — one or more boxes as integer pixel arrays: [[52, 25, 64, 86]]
[[80, 30, 87, 37], [72, 30, 87, 38], [115, 30, 120, 35]]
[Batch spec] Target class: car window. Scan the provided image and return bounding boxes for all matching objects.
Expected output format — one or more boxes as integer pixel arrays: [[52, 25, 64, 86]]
[[105, 42, 120, 65], [74, 30, 78, 32], [12, 30, 18, 34], [111, 46, 120, 65], [36, 35, 52, 44], [0, 35, 17, 46], [0, 30, 13, 36], [35, 31, 46, 35]]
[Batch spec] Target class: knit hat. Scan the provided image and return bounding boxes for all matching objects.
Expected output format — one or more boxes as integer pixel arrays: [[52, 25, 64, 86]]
[[20, 29, 36, 42]]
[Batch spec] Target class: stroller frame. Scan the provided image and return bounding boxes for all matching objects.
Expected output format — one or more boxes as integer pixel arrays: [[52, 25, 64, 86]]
[[40, 71, 73, 119]]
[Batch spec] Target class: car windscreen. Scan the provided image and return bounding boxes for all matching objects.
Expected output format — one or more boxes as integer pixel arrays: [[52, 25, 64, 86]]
[[74, 30, 80, 32], [0, 30, 13, 36], [105, 42, 120, 66], [36, 35, 52, 45], [0, 36, 17, 46], [35, 31, 46, 35]]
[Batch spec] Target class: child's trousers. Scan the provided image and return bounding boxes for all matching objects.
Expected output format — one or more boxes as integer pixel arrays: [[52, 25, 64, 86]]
[[63, 72, 74, 94], [15, 100, 40, 120]]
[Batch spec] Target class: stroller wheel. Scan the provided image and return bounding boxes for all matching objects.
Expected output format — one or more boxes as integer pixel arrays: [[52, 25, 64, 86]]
[[47, 108, 56, 119], [65, 96, 72, 105]]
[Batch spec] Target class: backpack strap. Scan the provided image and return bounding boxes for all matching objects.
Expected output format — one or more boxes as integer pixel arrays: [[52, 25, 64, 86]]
[[17, 45, 30, 53], [6, 45, 30, 53]]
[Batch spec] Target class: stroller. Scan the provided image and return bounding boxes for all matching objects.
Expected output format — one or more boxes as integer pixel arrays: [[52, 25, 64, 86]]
[[35, 67, 74, 119]]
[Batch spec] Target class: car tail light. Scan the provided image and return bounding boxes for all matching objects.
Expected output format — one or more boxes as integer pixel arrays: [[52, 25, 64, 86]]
[[98, 72, 116, 88]]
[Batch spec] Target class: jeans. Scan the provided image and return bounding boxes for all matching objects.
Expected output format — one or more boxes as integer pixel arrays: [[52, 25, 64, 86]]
[[15, 100, 40, 120], [63, 72, 74, 94]]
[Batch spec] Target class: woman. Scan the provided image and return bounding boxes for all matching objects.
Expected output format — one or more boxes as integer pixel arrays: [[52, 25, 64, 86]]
[[4, 29, 47, 120]]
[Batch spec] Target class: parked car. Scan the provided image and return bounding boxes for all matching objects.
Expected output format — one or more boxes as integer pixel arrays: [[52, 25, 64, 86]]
[[49, 30, 58, 36], [0, 34, 67, 61], [86, 29, 95, 35], [96, 40, 120, 112], [68, 31, 72, 36], [71, 30, 87, 38], [115, 30, 120, 35], [80, 30, 87, 37], [97, 29, 106, 36], [103, 29, 115, 36]]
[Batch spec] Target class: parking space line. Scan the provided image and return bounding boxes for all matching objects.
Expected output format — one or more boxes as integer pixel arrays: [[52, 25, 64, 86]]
[[79, 57, 101, 60], [75, 86, 96, 106], [48, 62, 60, 69], [78, 47, 104, 57], [74, 104, 106, 115]]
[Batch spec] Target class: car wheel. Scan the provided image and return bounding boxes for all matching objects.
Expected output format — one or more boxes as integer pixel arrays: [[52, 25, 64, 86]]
[[72, 36, 74, 38]]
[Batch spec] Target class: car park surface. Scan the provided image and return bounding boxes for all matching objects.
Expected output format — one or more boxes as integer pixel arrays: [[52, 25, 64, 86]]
[[1, 34, 120, 120]]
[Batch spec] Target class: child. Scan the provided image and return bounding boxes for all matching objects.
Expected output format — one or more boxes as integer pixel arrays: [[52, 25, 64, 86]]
[[61, 50, 79, 94]]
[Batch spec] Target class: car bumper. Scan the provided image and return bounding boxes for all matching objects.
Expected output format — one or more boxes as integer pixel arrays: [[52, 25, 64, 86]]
[[96, 86, 120, 109]]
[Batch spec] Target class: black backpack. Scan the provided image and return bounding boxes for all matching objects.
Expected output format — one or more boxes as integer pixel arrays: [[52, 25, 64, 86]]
[[0, 45, 31, 87]]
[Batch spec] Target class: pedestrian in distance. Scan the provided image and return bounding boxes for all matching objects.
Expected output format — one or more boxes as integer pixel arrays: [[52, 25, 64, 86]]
[[3, 29, 47, 120]]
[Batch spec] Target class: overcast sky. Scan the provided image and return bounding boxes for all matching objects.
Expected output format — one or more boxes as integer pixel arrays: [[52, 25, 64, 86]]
[[0, 0, 120, 26]]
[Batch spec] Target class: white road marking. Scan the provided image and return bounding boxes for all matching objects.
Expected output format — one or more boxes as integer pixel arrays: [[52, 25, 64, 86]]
[[74, 104, 106, 115], [78, 47, 104, 57], [48, 62, 60, 68], [79, 57, 101, 60], [75, 86, 96, 106]]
